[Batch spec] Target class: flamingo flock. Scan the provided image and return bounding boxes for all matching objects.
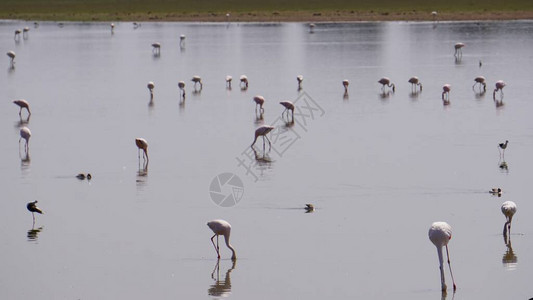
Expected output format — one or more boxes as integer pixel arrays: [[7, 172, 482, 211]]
[[6, 23, 522, 297]]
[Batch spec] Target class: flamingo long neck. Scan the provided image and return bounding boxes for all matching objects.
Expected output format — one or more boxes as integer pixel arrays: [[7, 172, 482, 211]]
[[251, 134, 259, 146], [223, 233, 236, 260], [436, 245, 447, 291]]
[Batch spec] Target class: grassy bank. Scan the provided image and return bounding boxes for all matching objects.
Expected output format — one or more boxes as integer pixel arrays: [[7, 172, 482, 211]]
[[1, 0, 533, 22]]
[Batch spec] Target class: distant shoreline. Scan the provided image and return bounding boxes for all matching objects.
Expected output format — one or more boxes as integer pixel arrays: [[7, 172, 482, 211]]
[[2, 10, 533, 23]]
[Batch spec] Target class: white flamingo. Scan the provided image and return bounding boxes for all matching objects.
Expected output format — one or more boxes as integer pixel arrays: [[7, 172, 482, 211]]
[[501, 201, 517, 237], [428, 222, 457, 293], [280, 101, 295, 122], [147, 82, 155, 97], [442, 84, 451, 101], [178, 81, 186, 98], [253, 95, 265, 114], [226, 76, 232, 89], [493, 80, 506, 98], [240, 75, 249, 89], [191, 76, 203, 90], [7, 51, 15, 66], [207, 219, 236, 260], [20, 126, 31, 152]]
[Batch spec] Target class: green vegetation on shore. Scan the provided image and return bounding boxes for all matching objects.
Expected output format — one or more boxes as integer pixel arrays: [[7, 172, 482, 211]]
[[1, 0, 533, 21]]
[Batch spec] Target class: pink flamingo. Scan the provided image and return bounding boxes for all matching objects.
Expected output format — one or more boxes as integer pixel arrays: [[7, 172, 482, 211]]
[[280, 101, 294, 122], [13, 99, 31, 116], [473, 76, 486, 92], [253, 95, 265, 114], [251, 125, 275, 150], [408, 76, 422, 92], [501, 201, 517, 237], [207, 219, 237, 260], [342, 80, 349, 93], [240, 75, 249, 89], [442, 84, 451, 100], [135, 138, 149, 163], [493, 80, 506, 98], [454, 43, 464, 57], [428, 222, 457, 293], [20, 126, 31, 152], [378, 77, 395, 92]]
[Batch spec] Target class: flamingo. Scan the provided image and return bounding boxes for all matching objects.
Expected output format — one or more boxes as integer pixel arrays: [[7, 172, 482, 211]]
[[408, 76, 422, 92], [493, 80, 506, 98], [342, 79, 349, 93], [147, 81, 155, 97], [180, 35, 186, 48], [27, 200, 43, 224], [110, 23, 115, 33], [23, 27, 30, 38], [14, 29, 21, 40], [240, 75, 249, 89], [13, 99, 31, 116], [207, 219, 236, 260], [226, 76, 232, 89], [280, 101, 295, 122], [431, 11, 438, 21], [501, 201, 517, 237], [191, 76, 203, 90], [152, 42, 161, 54], [473, 76, 486, 92], [135, 138, 149, 163], [378, 77, 395, 92], [442, 84, 451, 101], [251, 125, 275, 150], [20, 126, 31, 152], [428, 222, 457, 293], [178, 81, 186, 98], [498, 140, 508, 158], [309, 23, 315, 33], [253, 95, 265, 114], [297, 75, 303, 90], [454, 43, 464, 57], [7, 51, 15, 65]]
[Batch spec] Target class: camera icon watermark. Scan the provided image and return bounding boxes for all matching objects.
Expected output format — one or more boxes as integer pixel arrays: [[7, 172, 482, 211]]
[[209, 172, 244, 207]]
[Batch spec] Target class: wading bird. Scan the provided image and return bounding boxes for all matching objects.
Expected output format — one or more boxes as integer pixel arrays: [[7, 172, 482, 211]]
[[473, 76, 486, 92], [14, 29, 21, 40], [226, 76, 232, 89], [309, 23, 315, 33], [178, 81, 186, 98], [378, 77, 395, 92], [152, 42, 161, 54], [305, 204, 315, 213], [501, 201, 517, 237], [207, 219, 236, 260], [342, 80, 349, 93], [191, 76, 203, 90], [240, 75, 249, 89], [76, 173, 92, 180], [442, 84, 451, 101], [454, 43, 464, 57], [408, 76, 422, 93], [428, 222, 457, 293], [27, 200, 43, 224], [493, 80, 506, 99], [180, 35, 186, 48], [498, 140, 508, 158], [20, 126, 31, 152], [110, 23, 115, 33], [280, 101, 295, 122], [23, 27, 30, 38], [253, 95, 265, 114], [7, 50, 15, 65], [135, 138, 149, 163], [297, 75, 303, 90], [147, 82, 155, 97], [251, 125, 275, 151], [490, 188, 502, 196], [13, 99, 31, 116]]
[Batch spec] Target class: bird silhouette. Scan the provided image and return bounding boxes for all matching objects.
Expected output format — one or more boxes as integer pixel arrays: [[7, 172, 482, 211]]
[[378, 77, 395, 93], [13, 99, 31, 116], [251, 125, 275, 151], [501, 201, 517, 238], [135, 138, 149, 164], [428, 222, 456, 294], [207, 220, 236, 260], [27, 200, 43, 225]]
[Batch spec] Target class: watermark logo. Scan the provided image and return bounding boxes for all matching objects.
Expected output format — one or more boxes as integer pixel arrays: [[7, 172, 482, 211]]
[[209, 172, 244, 207]]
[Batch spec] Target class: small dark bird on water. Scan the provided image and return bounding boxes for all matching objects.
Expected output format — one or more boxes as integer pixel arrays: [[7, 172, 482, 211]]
[[27, 200, 43, 224], [76, 173, 92, 180]]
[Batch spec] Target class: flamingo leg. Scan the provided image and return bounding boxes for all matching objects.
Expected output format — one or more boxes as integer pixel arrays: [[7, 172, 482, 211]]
[[211, 234, 220, 258], [445, 245, 457, 292], [264, 135, 272, 151]]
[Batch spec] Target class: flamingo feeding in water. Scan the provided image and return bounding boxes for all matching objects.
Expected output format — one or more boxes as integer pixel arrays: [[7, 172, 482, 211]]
[[378, 77, 395, 92], [191, 76, 203, 90], [493, 80, 506, 98], [428, 222, 457, 293], [152, 43, 161, 54], [442, 84, 451, 101], [7, 51, 15, 65], [147, 82, 155, 97], [280, 101, 295, 122], [473, 76, 486, 92], [180, 35, 186, 48], [454, 43, 464, 57], [251, 125, 275, 150], [20, 126, 31, 152], [342, 80, 349, 93], [501, 201, 517, 237], [253, 95, 265, 114], [226, 76, 232, 88], [408, 76, 422, 92], [135, 138, 149, 163], [207, 219, 237, 260], [178, 81, 186, 98], [240, 75, 249, 89], [13, 99, 31, 116]]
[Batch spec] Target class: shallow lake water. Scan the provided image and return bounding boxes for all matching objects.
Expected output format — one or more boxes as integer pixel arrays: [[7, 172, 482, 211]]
[[1, 20, 533, 299]]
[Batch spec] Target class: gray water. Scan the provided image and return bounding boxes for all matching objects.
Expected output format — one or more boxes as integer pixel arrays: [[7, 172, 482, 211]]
[[1, 20, 533, 299]]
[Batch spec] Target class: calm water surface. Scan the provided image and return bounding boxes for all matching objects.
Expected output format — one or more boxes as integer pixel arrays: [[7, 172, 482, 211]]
[[1, 20, 533, 299]]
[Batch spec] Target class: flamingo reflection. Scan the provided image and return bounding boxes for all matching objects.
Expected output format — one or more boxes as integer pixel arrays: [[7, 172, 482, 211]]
[[208, 259, 236, 297], [502, 235, 517, 270]]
